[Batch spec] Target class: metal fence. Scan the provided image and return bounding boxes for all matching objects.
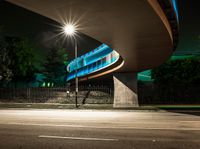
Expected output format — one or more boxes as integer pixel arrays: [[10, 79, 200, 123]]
[[1, 84, 199, 105], [0, 86, 113, 104]]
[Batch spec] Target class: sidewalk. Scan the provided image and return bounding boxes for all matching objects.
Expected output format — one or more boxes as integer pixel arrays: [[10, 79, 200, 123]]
[[0, 103, 199, 111], [0, 103, 159, 111]]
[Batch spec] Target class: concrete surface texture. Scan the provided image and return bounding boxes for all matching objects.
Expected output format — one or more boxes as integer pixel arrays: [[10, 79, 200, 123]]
[[0, 109, 199, 149], [7, 0, 174, 72], [113, 73, 138, 107]]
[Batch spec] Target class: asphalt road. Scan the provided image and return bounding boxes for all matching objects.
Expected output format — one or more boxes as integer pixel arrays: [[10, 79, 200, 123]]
[[0, 109, 199, 149]]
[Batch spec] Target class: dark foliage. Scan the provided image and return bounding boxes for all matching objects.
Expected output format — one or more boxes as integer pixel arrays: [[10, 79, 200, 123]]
[[152, 57, 200, 85], [0, 34, 39, 87], [43, 46, 68, 86]]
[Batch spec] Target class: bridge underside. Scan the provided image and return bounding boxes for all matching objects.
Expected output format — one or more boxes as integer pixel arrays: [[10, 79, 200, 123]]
[[7, 0, 174, 72], [7, 0, 177, 107]]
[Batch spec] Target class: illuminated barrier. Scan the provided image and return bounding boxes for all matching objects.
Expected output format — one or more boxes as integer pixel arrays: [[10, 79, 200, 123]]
[[171, 0, 179, 20], [66, 44, 120, 81]]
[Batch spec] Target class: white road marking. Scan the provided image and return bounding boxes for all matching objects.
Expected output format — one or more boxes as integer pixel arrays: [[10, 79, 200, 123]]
[[38, 135, 118, 141], [1, 122, 200, 131]]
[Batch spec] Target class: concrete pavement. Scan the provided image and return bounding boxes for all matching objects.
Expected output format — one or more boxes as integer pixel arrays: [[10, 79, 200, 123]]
[[0, 109, 199, 149]]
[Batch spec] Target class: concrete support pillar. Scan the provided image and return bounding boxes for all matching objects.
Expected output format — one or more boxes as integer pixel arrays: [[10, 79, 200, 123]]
[[113, 73, 138, 108]]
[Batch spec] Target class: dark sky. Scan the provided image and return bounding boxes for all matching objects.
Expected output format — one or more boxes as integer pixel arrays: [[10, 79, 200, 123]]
[[0, 1, 59, 57], [176, 0, 200, 55], [0, 0, 200, 57], [0, 1, 101, 60]]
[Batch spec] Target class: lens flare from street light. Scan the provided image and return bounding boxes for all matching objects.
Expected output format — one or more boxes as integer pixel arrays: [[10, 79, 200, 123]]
[[64, 24, 76, 36], [47, 9, 88, 42]]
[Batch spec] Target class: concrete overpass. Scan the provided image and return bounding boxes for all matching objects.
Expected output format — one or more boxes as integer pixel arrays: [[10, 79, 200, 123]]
[[7, 0, 179, 107]]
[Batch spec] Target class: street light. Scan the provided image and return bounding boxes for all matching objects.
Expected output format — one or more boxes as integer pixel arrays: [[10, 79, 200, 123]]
[[63, 24, 78, 108], [64, 24, 76, 36]]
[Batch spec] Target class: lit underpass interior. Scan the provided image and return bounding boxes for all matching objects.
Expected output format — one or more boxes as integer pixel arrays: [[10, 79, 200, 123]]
[[66, 44, 121, 81]]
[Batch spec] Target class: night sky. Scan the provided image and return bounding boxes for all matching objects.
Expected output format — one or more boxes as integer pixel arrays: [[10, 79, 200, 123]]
[[176, 0, 200, 55], [0, 1, 101, 60], [0, 0, 200, 58]]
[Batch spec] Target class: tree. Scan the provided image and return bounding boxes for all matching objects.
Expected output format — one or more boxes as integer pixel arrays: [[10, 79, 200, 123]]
[[0, 36, 39, 87], [152, 57, 200, 85], [198, 35, 200, 49], [0, 31, 13, 84], [43, 46, 68, 86]]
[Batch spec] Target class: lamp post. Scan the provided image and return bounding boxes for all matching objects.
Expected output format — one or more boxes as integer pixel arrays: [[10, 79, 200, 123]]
[[74, 37, 78, 108], [64, 24, 78, 108]]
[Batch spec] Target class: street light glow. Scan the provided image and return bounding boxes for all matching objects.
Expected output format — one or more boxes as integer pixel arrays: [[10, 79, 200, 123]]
[[63, 24, 76, 36], [62, 21, 79, 107]]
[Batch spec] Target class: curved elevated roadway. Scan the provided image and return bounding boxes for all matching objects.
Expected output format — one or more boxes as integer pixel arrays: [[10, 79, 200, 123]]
[[7, 0, 179, 107]]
